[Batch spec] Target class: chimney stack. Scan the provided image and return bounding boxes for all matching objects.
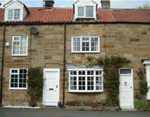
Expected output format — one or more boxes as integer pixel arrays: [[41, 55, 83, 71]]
[[43, 0, 55, 9], [101, 0, 110, 10]]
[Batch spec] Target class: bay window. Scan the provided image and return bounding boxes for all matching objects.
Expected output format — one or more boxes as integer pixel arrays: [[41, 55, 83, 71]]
[[69, 70, 103, 92], [72, 36, 100, 53]]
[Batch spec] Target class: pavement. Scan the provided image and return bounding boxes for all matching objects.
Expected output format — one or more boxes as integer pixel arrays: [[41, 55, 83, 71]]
[[0, 108, 150, 117]]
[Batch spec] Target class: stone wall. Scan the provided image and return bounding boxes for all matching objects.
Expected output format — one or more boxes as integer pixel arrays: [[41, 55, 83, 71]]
[[1, 24, 150, 106]]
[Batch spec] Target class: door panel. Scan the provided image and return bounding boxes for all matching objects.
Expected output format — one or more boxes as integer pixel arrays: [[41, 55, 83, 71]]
[[119, 69, 134, 108], [43, 69, 60, 106], [146, 65, 150, 100]]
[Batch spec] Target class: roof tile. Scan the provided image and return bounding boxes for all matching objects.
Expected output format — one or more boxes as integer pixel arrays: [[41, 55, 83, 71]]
[[1, 8, 150, 23]]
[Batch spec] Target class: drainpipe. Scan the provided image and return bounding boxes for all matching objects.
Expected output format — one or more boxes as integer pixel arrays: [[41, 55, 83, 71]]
[[63, 23, 66, 108], [0, 23, 6, 105]]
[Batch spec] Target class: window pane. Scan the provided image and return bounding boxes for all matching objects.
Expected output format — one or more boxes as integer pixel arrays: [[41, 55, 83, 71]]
[[87, 77, 94, 90], [91, 37, 98, 51], [78, 71, 85, 75], [78, 7, 84, 16], [14, 9, 20, 20], [8, 10, 13, 19], [87, 71, 94, 75], [78, 77, 85, 90], [96, 77, 102, 90], [86, 6, 93, 17], [70, 76, 77, 90], [19, 69, 27, 88], [120, 69, 131, 74], [73, 37, 80, 51], [70, 71, 77, 75], [96, 71, 102, 75]]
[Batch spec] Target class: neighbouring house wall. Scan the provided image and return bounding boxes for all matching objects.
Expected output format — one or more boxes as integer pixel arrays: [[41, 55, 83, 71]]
[[2, 24, 150, 106], [2, 25, 64, 106], [65, 24, 150, 103], [0, 25, 3, 101]]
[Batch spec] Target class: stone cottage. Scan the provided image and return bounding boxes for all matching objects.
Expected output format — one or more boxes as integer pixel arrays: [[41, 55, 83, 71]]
[[0, 0, 150, 109]]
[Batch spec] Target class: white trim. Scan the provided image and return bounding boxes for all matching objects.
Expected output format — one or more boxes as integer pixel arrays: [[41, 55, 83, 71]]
[[7, 9, 21, 20], [145, 65, 150, 100], [143, 60, 150, 65], [119, 68, 134, 109], [42, 68, 60, 106], [9, 68, 28, 90], [77, 6, 94, 18], [4, 1, 23, 8], [71, 36, 100, 53], [12, 36, 28, 56], [68, 69, 104, 93]]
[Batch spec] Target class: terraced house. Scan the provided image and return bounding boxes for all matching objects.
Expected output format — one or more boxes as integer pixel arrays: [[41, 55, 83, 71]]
[[0, 0, 150, 109]]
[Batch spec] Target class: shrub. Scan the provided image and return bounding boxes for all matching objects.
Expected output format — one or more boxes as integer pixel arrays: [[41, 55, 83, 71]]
[[87, 56, 130, 105], [74, 100, 82, 106], [140, 81, 148, 95], [82, 101, 89, 106], [135, 101, 150, 111], [27, 67, 43, 107]]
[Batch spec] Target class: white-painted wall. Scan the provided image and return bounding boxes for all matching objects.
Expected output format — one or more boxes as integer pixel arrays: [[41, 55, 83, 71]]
[[23, 7, 28, 19]]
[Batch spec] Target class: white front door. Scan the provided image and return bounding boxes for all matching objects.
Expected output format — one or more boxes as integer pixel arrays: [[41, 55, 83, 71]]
[[146, 65, 150, 100], [43, 68, 60, 106], [119, 68, 134, 109]]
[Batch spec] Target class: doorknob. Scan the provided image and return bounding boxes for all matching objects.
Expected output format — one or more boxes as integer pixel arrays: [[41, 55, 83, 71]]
[[56, 85, 58, 88], [130, 87, 132, 89]]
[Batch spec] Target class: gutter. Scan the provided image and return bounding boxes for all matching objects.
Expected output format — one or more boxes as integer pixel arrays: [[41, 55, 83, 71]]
[[0, 24, 5, 106], [3, 21, 150, 26], [63, 23, 66, 108]]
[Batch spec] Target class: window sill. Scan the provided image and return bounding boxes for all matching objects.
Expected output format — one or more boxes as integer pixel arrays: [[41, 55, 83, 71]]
[[71, 51, 100, 54], [67, 91, 104, 93], [9, 88, 27, 90], [12, 55, 28, 57]]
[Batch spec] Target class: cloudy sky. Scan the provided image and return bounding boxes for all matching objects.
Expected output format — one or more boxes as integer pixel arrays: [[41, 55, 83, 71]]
[[0, 0, 150, 9]]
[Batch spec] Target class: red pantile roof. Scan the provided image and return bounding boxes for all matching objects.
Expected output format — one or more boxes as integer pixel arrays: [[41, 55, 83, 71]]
[[0, 8, 150, 23], [0, 9, 4, 22], [112, 9, 150, 23]]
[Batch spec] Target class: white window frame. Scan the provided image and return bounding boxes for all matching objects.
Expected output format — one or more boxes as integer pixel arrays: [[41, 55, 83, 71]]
[[9, 68, 28, 90], [71, 36, 100, 53], [12, 36, 28, 56], [7, 9, 21, 20], [77, 6, 94, 18], [68, 69, 104, 93]]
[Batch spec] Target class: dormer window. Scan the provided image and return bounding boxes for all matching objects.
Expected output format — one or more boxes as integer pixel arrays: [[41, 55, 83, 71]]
[[4, 0, 30, 21], [8, 9, 20, 20], [78, 6, 93, 18], [73, 0, 97, 21]]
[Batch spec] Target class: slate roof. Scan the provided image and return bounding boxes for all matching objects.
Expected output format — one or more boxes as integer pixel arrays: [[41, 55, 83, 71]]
[[0, 7, 150, 23]]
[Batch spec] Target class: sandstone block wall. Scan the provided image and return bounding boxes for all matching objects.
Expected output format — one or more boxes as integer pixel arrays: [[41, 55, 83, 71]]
[[1, 24, 150, 106]]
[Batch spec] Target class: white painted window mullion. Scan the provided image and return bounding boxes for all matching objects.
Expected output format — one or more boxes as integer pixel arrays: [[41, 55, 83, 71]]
[[77, 70, 79, 91], [17, 69, 19, 88], [90, 37, 91, 52], [94, 71, 96, 91]]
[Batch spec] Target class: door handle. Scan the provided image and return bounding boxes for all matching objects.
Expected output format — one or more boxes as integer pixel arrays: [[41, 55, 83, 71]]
[[56, 85, 58, 88], [130, 87, 132, 89]]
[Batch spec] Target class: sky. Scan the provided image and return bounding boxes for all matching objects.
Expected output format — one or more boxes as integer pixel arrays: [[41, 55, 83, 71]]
[[0, 0, 150, 9]]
